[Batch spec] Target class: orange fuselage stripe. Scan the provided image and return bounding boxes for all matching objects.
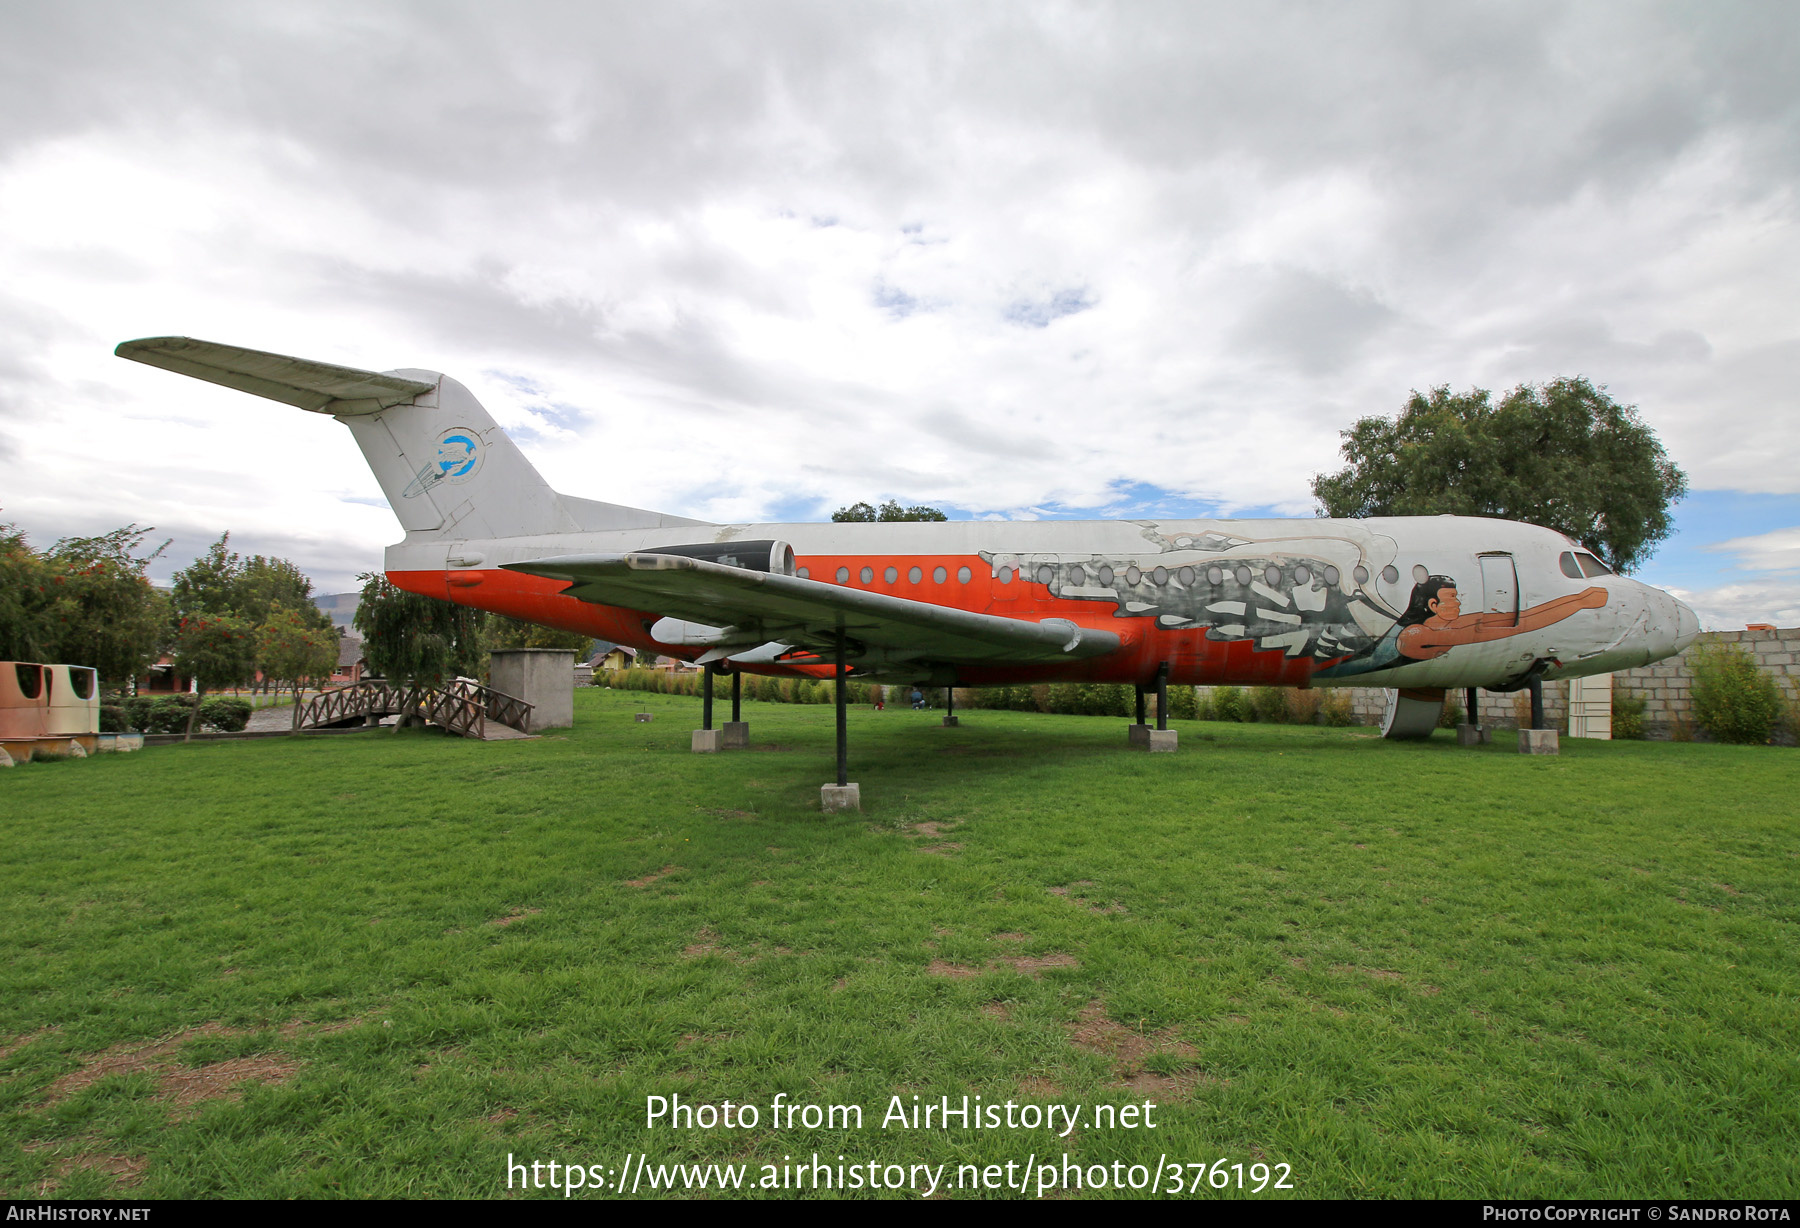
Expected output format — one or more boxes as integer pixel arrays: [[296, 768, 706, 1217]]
[[388, 554, 1321, 686]]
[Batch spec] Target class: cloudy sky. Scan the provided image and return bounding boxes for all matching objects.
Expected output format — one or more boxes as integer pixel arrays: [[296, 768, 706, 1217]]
[[2, 1, 1796, 628]]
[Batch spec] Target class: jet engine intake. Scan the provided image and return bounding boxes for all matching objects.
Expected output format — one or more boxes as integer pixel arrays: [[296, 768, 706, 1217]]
[[638, 539, 796, 576]]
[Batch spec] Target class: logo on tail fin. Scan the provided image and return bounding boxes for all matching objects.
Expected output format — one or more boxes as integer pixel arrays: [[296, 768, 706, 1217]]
[[402, 427, 485, 499]]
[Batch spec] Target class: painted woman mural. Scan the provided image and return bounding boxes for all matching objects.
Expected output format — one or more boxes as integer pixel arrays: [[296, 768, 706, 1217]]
[[1316, 575, 1608, 679]]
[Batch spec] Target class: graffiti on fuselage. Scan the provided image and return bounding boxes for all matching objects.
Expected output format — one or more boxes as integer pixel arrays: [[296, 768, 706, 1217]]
[[983, 527, 1407, 671]]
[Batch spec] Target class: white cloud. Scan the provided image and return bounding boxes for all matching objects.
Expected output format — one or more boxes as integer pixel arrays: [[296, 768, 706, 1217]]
[[0, 2, 1797, 588], [1667, 581, 1800, 632], [1709, 525, 1800, 574]]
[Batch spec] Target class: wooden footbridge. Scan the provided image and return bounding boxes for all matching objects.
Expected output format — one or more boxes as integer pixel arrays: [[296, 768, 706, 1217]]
[[295, 679, 534, 740]]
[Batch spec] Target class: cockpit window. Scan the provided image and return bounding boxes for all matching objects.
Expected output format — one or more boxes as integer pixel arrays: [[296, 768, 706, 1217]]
[[1559, 551, 1582, 579], [1574, 552, 1612, 577]]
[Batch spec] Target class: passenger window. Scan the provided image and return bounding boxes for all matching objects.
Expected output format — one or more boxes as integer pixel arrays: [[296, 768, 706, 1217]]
[[1575, 552, 1612, 577], [70, 668, 96, 700], [14, 663, 41, 699], [1559, 552, 1582, 579]]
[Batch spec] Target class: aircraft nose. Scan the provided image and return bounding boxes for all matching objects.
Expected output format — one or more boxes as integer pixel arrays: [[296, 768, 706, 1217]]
[[1675, 598, 1700, 653]]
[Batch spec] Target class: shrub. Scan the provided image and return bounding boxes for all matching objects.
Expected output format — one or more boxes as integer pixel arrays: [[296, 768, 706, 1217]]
[[1612, 689, 1646, 740], [200, 696, 252, 732], [1168, 685, 1199, 721], [1249, 686, 1288, 723], [1284, 688, 1321, 725], [99, 704, 130, 733], [1690, 643, 1784, 745], [1211, 685, 1248, 722], [138, 694, 198, 734], [1319, 691, 1355, 726], [1081, 683, 1132, 717], [1438, 697, 1463, 729]]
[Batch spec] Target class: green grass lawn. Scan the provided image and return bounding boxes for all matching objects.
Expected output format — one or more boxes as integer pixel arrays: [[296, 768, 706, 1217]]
[[2, 689, 1796, 1199]]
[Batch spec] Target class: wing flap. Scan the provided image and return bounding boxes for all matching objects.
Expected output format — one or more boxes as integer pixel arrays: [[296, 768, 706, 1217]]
[[115, 336, 434, 415], [505, 553, 1120, 664]]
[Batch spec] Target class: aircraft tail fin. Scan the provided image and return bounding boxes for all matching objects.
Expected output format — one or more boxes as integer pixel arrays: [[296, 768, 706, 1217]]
[[116, 337, 705, 539]]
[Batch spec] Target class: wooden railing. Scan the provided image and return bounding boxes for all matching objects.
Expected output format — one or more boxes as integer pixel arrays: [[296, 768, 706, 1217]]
[[295, 679, 532, 740]]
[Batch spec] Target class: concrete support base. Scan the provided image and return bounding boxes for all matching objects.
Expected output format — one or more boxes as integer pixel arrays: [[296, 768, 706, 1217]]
[[691, 729, 720, 753], [1456, 723, 1485, 747], [1148, 730, 1178, 753], [1519, 729, 1560, 755], [941, 715, 959, 727], [1127, 723, 1150, 747], [821, 783, 861, 813], [721, 721, 749, 749], [634, 713, 653, 723]]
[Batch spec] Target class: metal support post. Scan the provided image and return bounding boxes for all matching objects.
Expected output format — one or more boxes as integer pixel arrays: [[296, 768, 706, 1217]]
[[1528, 679, 1544, 730], [1135, 685, 1146, 725], [835, 635, 848, 788], [731, 670, 741, 722], [1155, 663, 1169, 732], [1465, 687, 1478, 725], [702, 662, 714, 730]]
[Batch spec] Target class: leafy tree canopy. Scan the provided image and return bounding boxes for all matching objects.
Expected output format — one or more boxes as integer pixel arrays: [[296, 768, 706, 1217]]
[[256, 607, 340, 695], [172, 614, 258, 693], [1310, 377, 1688, 573], [0, 523, 169, 683], [832, 500, 949, 523], [485, 613, 594, 655], [171, 533, 332, 632], [352, 573, 487, 685]]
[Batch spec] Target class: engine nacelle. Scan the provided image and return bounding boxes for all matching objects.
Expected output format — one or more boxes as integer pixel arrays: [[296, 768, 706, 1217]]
[[643, 539, 795, 576]]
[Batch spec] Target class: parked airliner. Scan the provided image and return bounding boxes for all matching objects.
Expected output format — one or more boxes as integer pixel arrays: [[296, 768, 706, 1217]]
[[116, 337, 1699, 738]]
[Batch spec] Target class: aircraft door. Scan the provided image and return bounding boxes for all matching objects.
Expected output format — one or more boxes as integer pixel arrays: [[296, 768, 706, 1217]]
[[1479, 554, 1518, 627]]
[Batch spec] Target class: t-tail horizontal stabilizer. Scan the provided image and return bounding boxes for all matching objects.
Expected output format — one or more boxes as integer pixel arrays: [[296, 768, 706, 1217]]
[[115, 337, 433, 416], [115, 335, 707, 539]]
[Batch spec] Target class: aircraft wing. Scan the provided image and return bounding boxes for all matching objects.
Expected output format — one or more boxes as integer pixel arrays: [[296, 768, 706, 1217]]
[[504, 553, 1122, 665], [115, 336, 434, 416]]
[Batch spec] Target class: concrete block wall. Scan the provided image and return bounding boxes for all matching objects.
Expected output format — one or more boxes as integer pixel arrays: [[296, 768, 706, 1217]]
[[1339, 627, 1798, 739], [1611, 627, 1798, 740]]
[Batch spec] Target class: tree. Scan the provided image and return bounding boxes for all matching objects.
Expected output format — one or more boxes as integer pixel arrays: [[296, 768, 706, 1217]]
[[170, 533, 333, 694], [171, 534, 332, 626], [43, 526, 170, 687], [832, 500, 949, 522], [0, 523, 168, 686], [1310, 377, 1688, 573], [170, 533, 246, 621], [0, 525, 56, 662], [352, 573, 487, 686], [236, 554, 334, 632], [256, 607, 339, 718], [171, 613, 258, 740], [484, 613, 594, 656]]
